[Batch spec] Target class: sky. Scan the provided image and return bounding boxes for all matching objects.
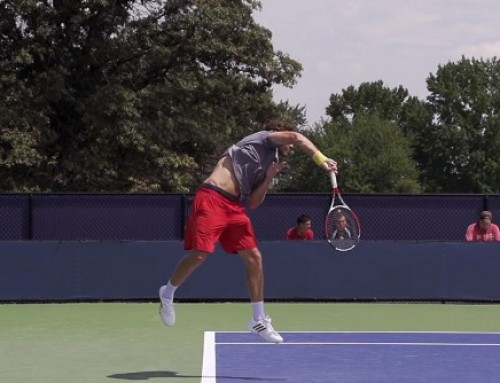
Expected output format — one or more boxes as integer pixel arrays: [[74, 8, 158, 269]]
[[253, 0, 500, 125]]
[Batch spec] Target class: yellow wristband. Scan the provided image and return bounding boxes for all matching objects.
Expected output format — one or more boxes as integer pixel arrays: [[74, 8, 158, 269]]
[[312, 151, 328, 166]]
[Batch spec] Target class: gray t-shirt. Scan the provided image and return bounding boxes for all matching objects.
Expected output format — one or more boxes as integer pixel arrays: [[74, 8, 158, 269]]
[[223, 131, 279, 205]]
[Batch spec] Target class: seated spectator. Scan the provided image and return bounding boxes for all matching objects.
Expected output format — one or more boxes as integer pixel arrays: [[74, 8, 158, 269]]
[[331, 213, 352, 240], [465, 211, 500, 242], [286, 214, 314, 240]]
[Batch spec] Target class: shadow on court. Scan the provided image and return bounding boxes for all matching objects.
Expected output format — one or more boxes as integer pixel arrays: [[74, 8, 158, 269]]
[[107, 371, 286, 381]]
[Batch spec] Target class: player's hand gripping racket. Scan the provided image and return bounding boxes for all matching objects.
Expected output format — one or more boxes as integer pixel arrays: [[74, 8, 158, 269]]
[[325, 172, 360, 251]]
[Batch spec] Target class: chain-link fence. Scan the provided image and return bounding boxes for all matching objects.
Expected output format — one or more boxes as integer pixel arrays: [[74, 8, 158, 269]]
[[0, 193, 496, 241]]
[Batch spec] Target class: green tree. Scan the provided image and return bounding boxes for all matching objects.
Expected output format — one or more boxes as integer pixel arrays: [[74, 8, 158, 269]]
[[337, 113, 421, 193], [0, 0, 302, 192], [326, 80, 410, 122], [422, 56, 500, 192], [274, 81, 421, 193], [275, 112, 420, 193]]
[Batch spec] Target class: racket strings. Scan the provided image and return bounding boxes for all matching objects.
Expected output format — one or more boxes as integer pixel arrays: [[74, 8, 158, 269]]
[[326, 207, 360, 251]]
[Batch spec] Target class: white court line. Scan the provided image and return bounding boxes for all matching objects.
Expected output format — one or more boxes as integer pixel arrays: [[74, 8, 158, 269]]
[[216, 342, 500, 346], [215, 330, 500, 334], [201, 331, 216, 383], [203, 331, 500, 382]]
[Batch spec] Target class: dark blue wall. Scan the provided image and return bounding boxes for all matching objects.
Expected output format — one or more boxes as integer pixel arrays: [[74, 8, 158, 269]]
[[1, 241, 499, 302]]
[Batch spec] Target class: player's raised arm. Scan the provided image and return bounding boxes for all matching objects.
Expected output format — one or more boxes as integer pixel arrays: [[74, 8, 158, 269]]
[[268, 131, 337, 172]]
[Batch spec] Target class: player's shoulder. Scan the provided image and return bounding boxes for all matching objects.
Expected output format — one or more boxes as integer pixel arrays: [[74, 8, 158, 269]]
[[267, 130, 301, 145]]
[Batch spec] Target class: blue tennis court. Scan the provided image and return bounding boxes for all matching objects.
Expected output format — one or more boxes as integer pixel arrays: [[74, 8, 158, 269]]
[[202, 331, 500, 382]]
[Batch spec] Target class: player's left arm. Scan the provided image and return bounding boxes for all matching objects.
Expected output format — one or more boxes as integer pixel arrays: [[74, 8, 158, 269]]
[[247, 161, 286, 209], [268, 131, 337, 172]]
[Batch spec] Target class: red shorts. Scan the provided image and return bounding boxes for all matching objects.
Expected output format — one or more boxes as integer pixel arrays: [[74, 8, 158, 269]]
[[184, 186, 257, 254]]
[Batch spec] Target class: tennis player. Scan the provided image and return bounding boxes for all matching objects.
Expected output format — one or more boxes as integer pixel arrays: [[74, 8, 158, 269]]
[[159, 119, 337, 343]]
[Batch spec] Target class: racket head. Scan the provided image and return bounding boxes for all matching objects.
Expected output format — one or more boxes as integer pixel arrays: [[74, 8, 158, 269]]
[[325, 205, 361, 252]]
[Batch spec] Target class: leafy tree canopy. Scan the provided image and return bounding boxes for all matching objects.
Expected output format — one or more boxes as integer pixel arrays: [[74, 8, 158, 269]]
[[0, 0, 302, 192], [274, 82, 421, 194], [422, 56, 500, 192], [282, 118, 421, 194]]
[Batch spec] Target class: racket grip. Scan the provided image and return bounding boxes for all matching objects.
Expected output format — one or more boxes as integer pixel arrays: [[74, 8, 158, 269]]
[[330, 171, 337, 188]]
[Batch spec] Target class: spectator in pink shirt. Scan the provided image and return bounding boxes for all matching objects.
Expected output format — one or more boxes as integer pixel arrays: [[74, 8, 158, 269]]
[[465, 211, 500, 242]]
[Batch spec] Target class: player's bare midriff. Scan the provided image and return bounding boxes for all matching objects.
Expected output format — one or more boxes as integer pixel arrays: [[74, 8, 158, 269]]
[[203, 155, 240, 199]]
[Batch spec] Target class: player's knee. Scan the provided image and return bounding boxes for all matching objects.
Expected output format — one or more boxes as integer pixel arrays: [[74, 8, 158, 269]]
[[189, 251, 208, 264], [241, 248, 263, 267]]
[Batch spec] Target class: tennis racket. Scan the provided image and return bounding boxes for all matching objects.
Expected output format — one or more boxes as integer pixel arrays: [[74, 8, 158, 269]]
[[325, 171, 360, 251]]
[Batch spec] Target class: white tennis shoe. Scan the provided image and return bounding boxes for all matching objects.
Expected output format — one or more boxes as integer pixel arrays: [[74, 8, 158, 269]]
[[159, 285, 175, 327], [247, 315, 283, 343]]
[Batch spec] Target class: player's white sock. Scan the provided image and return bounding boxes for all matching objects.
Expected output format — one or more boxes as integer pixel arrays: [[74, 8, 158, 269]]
[[251, 301, 265, 321], [161, 281, 177, 303]]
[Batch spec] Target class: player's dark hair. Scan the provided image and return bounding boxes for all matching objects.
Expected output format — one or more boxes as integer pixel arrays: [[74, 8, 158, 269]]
[[297, 214, 312, 225], [264, 118, 298, 132]]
